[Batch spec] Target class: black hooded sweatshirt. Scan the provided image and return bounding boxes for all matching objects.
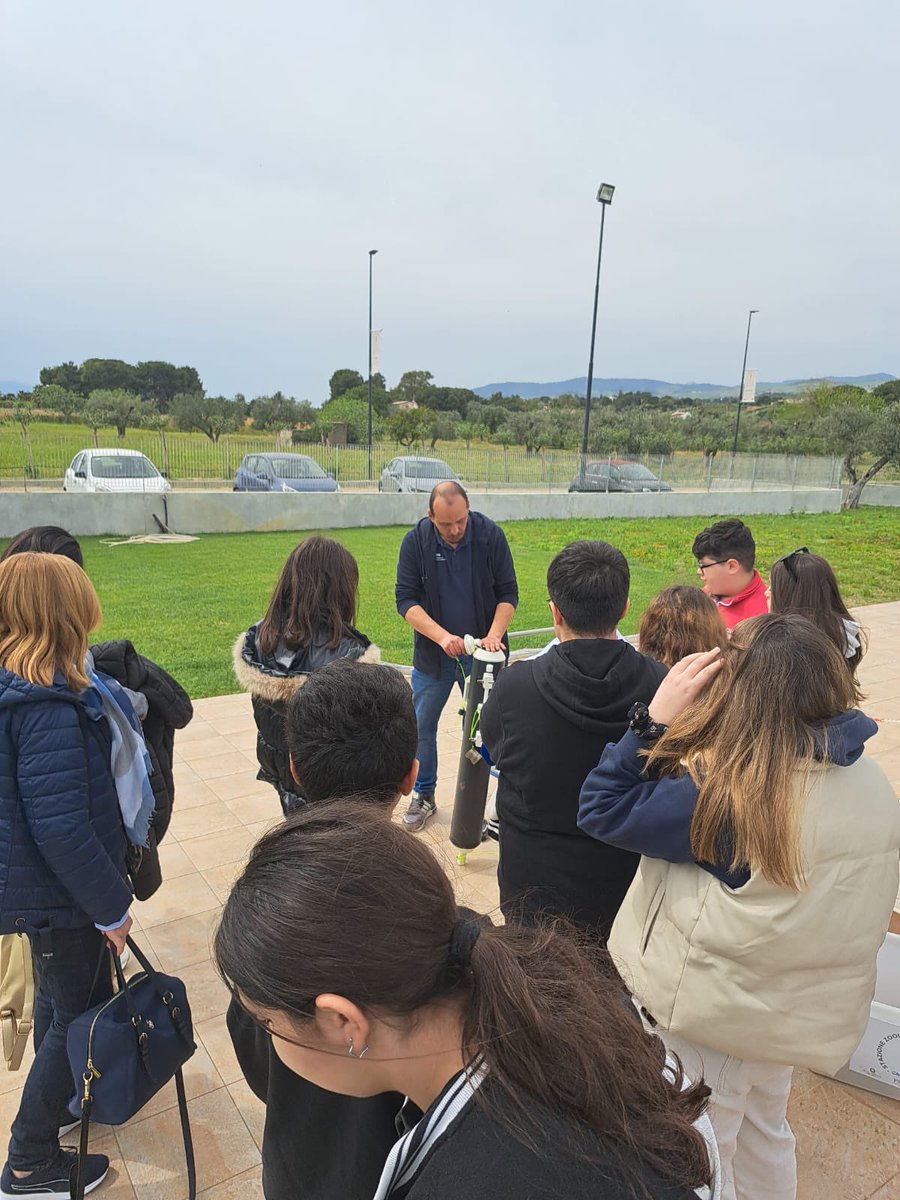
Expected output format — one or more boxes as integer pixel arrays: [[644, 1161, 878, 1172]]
[[481, 638, 666, 937]]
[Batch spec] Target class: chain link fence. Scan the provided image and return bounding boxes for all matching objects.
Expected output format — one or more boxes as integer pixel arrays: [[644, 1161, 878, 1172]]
[[0, 426, 843, 493]]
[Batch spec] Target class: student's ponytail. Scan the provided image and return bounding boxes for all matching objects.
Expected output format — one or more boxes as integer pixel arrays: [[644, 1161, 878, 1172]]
[[463, 921, 712, 1191], [215, 802, 712, 1195]]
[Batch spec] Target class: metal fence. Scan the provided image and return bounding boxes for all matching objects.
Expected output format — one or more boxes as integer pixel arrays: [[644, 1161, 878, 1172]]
[[0, 426, 843, 492]]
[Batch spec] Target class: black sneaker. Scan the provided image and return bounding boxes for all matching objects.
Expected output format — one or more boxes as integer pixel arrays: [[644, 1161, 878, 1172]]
[[1, 1149, 109, 1198], [402, 793, 436, 832]]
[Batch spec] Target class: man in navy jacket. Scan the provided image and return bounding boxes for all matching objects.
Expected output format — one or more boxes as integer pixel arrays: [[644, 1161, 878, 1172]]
[[395, 483, 518, 830]]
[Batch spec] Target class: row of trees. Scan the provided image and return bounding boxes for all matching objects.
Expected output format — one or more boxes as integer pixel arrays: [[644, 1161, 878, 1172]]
[[4, 360, 897, 507]]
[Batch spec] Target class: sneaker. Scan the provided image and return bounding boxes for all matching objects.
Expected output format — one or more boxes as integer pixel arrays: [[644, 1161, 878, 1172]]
[[402, 794, 436, 832], [1, 1149, 109, 1198], [481, 818, 500, 843]]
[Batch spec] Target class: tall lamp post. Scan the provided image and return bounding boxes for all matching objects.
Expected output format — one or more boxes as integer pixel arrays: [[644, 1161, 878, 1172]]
[[367, 249, 378, 482], [580, 183, 615, 473], [731, 308, 759, 457]]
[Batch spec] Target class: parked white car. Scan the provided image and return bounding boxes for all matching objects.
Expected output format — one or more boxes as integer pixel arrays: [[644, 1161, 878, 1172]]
[[63, 449, 172, 494], [378, 456, 461, 494]]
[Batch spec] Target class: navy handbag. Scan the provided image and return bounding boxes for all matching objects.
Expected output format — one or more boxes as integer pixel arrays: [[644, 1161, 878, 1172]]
[[66, 937, 197, 1199]]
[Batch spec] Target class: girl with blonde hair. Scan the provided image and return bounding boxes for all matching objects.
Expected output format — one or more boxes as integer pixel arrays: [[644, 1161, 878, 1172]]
[[578, 614, 900, 1200], [0, 553, 136, 1199]]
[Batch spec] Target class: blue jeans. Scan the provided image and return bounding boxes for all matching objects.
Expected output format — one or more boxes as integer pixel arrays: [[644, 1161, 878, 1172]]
[[8, 924, 113, 1171], [411, 654, 471, 797]]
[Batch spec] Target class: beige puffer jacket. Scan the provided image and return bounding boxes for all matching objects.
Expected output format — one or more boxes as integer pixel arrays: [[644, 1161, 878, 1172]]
[[609, 755, 900, 1074]]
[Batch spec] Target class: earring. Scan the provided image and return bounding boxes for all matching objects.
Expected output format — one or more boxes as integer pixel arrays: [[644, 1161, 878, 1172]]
[[347, 1039, 369, 1059]]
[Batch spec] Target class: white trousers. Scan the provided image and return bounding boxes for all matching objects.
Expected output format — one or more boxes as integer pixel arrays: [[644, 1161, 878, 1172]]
[[662, 1031, 797, 1200]]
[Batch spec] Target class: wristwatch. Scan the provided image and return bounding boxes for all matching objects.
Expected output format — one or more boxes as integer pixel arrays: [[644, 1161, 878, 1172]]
[[628, 702, 668, 742]]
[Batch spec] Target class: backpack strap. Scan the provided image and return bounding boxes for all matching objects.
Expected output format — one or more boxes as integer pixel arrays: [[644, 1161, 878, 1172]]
[[0, 933, 35, 1071]]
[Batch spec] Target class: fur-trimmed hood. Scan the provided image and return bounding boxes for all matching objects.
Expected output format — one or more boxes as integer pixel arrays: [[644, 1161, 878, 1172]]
[[232, 624, 381, 705]]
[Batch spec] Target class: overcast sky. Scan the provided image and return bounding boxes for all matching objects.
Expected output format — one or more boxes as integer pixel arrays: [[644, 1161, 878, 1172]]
[[2, 0, 897, 400]]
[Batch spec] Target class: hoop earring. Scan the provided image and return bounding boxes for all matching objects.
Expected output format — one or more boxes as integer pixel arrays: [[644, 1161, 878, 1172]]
[[347, 1039, 369, 1059]]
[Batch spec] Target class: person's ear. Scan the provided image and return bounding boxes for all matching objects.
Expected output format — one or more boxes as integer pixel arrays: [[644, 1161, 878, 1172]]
[[399, 759, 419, 797], [314, 994, 371, 1055], [289, 755, 301, 785], [618, 597, 630, 622], [549, 600, 564, 627]]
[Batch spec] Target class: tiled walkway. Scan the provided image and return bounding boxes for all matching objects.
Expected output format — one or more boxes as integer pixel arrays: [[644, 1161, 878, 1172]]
[[4, 605, 899, 1199]]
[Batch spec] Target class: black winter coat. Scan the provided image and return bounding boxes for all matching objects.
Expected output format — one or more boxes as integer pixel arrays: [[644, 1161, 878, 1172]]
[[233, 622, 379, 813], [481, 638, 666, 937], [384, 1077, 710, 1199], [90, 640, 193, 899]]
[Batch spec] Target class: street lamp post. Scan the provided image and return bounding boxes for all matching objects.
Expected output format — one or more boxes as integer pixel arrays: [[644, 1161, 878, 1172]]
[[367, 249, 378, 482], [580, 183, 615, 475], [731, 308, 759, 457]]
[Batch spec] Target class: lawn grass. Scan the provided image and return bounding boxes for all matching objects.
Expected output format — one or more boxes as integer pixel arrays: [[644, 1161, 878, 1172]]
[[2, 508, 897, 698]]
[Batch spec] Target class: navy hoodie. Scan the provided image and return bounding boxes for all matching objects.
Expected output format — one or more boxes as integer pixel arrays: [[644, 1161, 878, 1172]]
[[577, 709, 880, 888]]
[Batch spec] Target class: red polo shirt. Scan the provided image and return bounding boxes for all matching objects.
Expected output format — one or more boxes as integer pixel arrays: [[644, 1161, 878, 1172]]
[[705, 570, 768, 631]]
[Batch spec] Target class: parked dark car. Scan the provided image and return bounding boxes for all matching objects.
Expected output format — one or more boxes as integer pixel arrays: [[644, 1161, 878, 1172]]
[[233, 453, 339, 493], [568, 460, 673, 493]]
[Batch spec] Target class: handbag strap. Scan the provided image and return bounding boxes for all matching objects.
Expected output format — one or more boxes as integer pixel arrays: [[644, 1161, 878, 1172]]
[[71, 1068, 195, 1200]]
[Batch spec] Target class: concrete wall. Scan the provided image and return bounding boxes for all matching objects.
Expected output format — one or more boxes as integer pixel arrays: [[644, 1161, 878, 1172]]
[[0, 487, 842, 538], [861, 484, 900, 506]]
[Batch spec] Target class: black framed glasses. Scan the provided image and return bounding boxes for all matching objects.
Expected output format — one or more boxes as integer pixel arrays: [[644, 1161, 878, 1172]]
[[773, 547, 810, 581], [695, 558, 729, 574]]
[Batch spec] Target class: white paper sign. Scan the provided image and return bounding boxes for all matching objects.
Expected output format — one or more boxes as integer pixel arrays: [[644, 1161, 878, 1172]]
[[849, 1016, 900, 1091]]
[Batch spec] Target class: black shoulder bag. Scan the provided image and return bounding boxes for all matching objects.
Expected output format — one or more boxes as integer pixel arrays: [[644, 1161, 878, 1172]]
[[66, 937, 197, 1200]]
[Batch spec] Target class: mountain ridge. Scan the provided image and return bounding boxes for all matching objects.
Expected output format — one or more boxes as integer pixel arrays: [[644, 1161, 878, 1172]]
[[472, 373, 896, 400]]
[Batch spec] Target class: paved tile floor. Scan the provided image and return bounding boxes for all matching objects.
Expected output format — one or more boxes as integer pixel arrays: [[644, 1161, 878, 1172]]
[[4, 604, 899, 1199]]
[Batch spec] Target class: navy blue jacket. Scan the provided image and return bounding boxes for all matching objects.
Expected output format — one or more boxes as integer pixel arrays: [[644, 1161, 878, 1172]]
[[395, 512, 519, 678], [577, 709, 880, 890], [0, 667, 132, 934]]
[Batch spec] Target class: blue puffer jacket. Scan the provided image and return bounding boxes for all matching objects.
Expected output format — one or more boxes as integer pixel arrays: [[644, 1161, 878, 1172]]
[[0, 667, 133, 935]]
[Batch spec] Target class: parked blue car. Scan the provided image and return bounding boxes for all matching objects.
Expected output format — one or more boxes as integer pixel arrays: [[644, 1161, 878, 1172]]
[[233, 453, 340, 493]]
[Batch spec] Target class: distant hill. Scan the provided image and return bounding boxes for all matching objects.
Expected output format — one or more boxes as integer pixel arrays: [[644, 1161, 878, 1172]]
[[472, 373, 896, 400]]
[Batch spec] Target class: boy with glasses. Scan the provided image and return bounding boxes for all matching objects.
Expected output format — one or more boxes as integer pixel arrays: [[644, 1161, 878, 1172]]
[[691, 518, 768, 630]]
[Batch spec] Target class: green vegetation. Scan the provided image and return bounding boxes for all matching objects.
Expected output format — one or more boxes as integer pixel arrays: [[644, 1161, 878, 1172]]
[[2, 510, 894, 699], [3, 365, 898, 503]]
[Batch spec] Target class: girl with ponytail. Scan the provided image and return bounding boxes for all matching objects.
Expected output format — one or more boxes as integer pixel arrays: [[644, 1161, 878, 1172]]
[[215, 804, 719, 1199]]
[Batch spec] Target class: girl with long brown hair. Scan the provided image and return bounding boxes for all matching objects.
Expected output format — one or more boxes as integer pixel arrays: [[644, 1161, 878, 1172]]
[[233, 536, 379, 813], [638, 586, 728, 667], [0, 554, 135, 1199], [578, 614, 900, 1200], [216, 803, 719, 1199], [767, 547, 865, 673]]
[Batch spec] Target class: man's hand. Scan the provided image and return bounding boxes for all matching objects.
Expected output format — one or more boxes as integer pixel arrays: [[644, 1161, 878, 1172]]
[[440, 633, 467, 658], [648, 647, 724, 726], [481, 632, 504, 653], [104, 915, 133, 957]]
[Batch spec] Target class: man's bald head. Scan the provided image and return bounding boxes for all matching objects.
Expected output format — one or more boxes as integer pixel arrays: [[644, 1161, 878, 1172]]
[[428, 481, 470, 547], [428, 480, 469, 512]]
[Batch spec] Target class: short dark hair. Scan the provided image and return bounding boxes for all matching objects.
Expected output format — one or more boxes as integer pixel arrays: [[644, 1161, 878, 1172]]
[[691, 519, 756, 572], [284, 660, 417, 806], [547, 541, 629, 636], [1, 525, 83, 567], [428, 480, 469, 512]]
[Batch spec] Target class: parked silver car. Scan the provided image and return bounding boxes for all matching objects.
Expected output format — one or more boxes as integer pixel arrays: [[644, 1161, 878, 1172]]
[[378, 456, 461, 494]]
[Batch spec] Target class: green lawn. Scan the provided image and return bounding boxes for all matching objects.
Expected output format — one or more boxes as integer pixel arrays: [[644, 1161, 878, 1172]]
[[2, 509, 897, 698]]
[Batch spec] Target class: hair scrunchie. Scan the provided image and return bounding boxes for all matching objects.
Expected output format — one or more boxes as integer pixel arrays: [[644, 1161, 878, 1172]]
[[448, 918, 482, 970]]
